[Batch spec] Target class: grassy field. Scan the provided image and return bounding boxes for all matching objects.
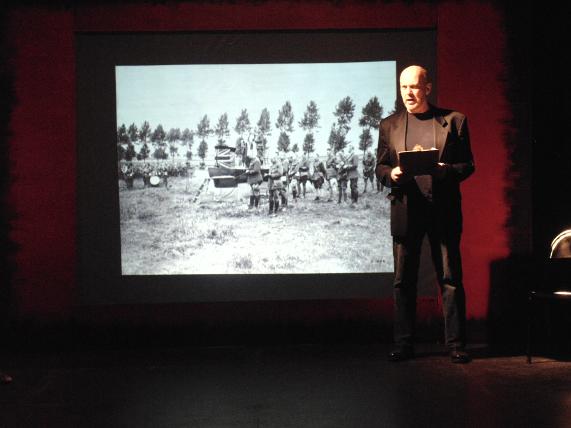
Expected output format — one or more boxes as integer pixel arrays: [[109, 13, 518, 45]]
[[119, 168, 393, 274]]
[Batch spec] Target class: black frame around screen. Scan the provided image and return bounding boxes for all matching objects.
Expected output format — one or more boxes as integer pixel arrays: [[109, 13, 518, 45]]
[[76, 29, 437, 305]]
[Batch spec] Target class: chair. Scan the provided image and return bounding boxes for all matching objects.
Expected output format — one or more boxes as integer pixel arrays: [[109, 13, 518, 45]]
[[526, 229, 571, 363]]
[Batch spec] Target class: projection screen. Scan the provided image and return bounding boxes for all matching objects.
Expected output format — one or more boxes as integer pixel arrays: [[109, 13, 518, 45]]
[[77, 30, 437, 304]]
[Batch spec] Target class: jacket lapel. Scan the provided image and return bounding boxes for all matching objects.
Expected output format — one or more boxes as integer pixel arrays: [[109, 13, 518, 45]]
[[394, 111, 407, 160], [433, 112, 449, 161]]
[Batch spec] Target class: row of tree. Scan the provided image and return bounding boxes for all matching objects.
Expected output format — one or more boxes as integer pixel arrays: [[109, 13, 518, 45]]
[[117, 96, 391, 162]]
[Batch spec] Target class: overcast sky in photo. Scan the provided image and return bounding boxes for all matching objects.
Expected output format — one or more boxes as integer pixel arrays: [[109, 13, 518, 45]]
[[116, 61, 396, 157]]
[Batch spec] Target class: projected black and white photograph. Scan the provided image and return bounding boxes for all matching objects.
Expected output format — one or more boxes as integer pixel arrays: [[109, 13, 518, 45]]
[[116, 61, 396, 275]]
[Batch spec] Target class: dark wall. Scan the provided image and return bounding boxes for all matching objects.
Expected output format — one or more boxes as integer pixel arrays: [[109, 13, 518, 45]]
[[533, 6, 571, 256], [1, 1, 532, 345]]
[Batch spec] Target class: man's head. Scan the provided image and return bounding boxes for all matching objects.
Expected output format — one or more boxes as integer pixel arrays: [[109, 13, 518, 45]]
[[400, 65, 432, 114]]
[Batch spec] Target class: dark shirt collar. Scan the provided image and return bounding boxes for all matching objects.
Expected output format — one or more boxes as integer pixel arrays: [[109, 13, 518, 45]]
[[409, 106, 433, 121]]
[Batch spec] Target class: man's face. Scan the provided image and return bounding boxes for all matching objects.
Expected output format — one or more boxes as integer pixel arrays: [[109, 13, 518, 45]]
[[400, 67, 431, 113]]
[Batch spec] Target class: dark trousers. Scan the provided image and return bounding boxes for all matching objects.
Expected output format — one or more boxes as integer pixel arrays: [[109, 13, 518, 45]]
[[392, 194, 466, 349], [349, 178, 358, 202]]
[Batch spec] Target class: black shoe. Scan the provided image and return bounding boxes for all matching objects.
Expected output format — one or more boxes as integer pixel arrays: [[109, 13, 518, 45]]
[[388, 347, 415, 362], [450, 347, 471, 364], [0, 372, 13, 384]]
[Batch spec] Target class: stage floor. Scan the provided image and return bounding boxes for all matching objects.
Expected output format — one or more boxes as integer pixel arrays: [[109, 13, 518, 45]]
[[1, 343, 570, 427]]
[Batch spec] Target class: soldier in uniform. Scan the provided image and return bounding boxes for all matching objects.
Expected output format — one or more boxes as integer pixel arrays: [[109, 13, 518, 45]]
[[246, 153, 263, 209], [236, 137, 247, 166], [255, 138, 266, 164], [362, 150, 376, 193], [287, 154, 300, 202], [311, 154, 327, 201], [325, 148, 337, 202], [346, 145, 360, 204], [158, 163, 169, 189], [298, 154, 310, 198], [142, 162, 153, 188], [279, 152, 290, 207], [336, 149, 348, 203], [268, 156, 284, 215], [121, 162, 134, 189]]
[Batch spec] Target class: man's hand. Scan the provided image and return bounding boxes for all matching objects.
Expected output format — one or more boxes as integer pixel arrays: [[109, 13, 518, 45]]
[[391, 166, 404, 183], [432, 162, 447, 180]]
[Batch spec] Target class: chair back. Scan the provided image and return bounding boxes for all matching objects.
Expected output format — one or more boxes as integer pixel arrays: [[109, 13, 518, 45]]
[[550, 229, 571, 258]]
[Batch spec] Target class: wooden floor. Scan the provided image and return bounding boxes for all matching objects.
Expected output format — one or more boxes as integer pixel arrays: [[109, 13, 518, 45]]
[[1, 343, 570, 428]]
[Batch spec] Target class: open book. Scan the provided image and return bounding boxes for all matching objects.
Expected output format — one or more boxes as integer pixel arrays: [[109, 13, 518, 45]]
[[398, 148, 439, 176]]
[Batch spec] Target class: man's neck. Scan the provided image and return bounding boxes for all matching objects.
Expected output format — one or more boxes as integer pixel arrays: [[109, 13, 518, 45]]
[[406, 103, 430, 114]]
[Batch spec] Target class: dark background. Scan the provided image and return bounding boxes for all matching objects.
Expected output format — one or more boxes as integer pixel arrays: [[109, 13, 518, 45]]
[[2, 0, 558, 351]]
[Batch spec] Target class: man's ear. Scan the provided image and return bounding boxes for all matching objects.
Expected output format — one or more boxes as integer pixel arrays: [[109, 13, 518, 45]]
[[425, 82, 432, 96]]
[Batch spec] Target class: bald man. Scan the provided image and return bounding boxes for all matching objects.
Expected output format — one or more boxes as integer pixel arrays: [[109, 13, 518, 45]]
[[376, 65, 475, 363]]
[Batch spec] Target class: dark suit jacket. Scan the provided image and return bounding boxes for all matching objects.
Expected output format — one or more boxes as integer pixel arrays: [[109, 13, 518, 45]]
[[376, 106, 475, 238]]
